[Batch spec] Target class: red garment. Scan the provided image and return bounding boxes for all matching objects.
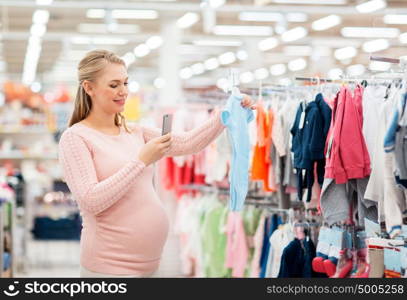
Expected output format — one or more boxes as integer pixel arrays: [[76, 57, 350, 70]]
[[325, 85, 371, 184]]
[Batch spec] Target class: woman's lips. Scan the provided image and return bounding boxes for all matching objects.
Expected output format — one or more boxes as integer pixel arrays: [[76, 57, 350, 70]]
[[113, 99, 125, 105]]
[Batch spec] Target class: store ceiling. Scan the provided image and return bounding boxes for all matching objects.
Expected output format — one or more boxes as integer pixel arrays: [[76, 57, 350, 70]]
[[0, 0, 407, 88]]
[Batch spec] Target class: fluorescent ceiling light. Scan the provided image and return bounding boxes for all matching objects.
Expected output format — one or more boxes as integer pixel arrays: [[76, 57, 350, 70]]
[[334, 46, 358, 60], [312, 15, 341, 31], [71, 36, 91, 44], [30, 23, 46, 37], [273, 0, 346, 4], [78, 23, 139, 34], [281, 27, 308, 42], [204, 58, 220, 70], [216, 78, 228, 90], [328, 68, 343, 80], [146, 36, 163, 49], [399, 32, 407, 44], [236, 50, 248, 60], [286, 13, 308, 22], [383, 14, 407, 25], [128, 81, 140, 93], [270, 64, 287, 76], [32, 10, 50, 24], [134, 44, 151, 57], [213, 25, 273, 36], [356, 0, 387, 13], [36, 0, 53, 5], [86, 9, 106, 19], [254, 68, 269, 80], [192, 40, 242, 47], [362, 39, 389, 53], [288, 58, 307, 71], [177, 12, 199, 29], [209, 0, 225, 8], [92, 37, 128, 45], [112, 9, 158, 19], [191, 63, 205, 75], [283, 45, 312, 56], [122, 52, 136, 67], [346, 64, 366, 76], [180, 67, 193, 79], [341, 27, 399, 38], [240, 72, 254, 84], [218, 52, 236, 65], [239, 12, 283, 22], [369, 61, 391, 71], [258, 37, 279, 51]]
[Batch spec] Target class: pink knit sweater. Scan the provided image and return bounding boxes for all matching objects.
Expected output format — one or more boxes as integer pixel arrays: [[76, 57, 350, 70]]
[[58, 111, 225, 276]]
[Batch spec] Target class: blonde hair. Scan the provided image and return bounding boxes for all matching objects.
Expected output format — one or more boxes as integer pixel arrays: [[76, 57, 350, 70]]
[[68, 49, 130, 132]]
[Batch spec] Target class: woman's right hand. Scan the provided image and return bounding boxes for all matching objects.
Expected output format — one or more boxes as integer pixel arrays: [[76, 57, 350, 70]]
[[138, 133, 172, 166]]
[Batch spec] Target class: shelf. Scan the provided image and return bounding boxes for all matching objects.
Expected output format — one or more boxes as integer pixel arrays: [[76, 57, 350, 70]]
[[0, 153, 58, 160], [0, 130, 54, 135]]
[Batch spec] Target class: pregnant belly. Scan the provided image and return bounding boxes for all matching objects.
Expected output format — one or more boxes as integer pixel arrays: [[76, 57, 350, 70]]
[[89, 192, 170, 264]]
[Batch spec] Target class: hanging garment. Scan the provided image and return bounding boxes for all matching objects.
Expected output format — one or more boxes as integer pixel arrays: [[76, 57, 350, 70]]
[[325, 86, 371, 184], [277, 238, 317, 278], [221, 94, 255, 211]]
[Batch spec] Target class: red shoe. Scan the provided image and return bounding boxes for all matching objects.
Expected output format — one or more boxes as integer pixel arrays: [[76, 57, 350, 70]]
[[331, 249, 353, 278]]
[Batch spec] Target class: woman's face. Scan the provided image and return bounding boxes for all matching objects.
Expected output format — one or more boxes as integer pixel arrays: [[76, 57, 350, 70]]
[[85, 62, 129, 115]]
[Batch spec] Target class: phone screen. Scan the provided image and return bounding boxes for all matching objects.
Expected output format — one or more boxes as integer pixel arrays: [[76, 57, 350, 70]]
[[161, 114, 173, 135]]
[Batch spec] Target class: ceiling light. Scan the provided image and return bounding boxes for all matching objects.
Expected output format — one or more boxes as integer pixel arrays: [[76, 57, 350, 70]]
[[122, 52, 136, 67], [328, 68, 343, 80], [71, 36, 91, 44], [236, 50, 248, 61], [240, 72, 254, 84], [281, 27, 308, 42], [334, 46, 358, 60], [213, 25, 273, 36], [204, 58, 220, 70], [180, 67, 193, 79], [273, 0, 346, 4], [356, 0, 387, 13], [86, 9, 106, 19], [128, 81, 140, 93], [254, 68, 269, 80], [146, 36, 163, 49], [32, 10, 50, 24], [112, 9, 158, 19], [239, 12, 283, 22], [30, 23, 46, 37], [154, 78, 166, 89], [383, 14, 407, 25], [193, 40, 243, 47], [78, 23, 139, 34], [288, 58, 307, 71], [216, 78, 228, 91], [36, 0, 53, 5], [286, 13, 308, 22], [134, 44, 151, 57], [258, 37, 279, 51], [362, 39, 389, 53], [283, 46, 312, 56], [312, 15, 341, 31], [92, 37, 128, 45], [177, 12, 200, 29], [209, 0, 225, 8], [191, 63, 205, 75], [369, 61, 391, 71], [347, 64, 366, 76], [270, 64, 287, 76], [399, 32, 407, 44], [218, 52, 236, 65], [341, 27, 399, 38]]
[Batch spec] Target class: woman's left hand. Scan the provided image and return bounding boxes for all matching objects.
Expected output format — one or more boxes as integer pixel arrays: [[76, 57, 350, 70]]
[[241, 94, 256, 110]]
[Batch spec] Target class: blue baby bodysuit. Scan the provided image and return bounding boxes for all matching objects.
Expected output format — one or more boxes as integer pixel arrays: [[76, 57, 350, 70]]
[[221, 94, 254, 211]]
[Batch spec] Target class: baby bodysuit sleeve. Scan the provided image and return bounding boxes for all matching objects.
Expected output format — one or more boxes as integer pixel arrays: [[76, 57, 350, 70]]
[[58, 131, 146, 215]]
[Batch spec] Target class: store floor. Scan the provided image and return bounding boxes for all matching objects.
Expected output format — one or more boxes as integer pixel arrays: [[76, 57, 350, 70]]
[[16, 190, 183, 278]]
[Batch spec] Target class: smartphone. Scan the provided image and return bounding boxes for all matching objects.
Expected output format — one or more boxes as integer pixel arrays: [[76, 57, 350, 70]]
[[161, 114, 173, 135]]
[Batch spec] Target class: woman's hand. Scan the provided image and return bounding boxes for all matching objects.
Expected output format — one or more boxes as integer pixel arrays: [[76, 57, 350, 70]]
[[138, 133, 172, 166], [241, 94, 256, 110]]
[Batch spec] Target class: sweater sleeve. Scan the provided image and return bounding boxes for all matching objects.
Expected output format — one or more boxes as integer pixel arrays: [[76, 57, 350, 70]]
[[141, 110, 225, 157], [58, 131, 146, 215]]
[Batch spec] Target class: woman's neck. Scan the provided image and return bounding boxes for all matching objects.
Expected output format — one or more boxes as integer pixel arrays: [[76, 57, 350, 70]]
[[83, 109, 117, 131]]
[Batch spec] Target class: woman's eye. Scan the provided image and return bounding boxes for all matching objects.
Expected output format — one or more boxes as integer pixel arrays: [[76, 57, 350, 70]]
[[110, 85, 117, 88], [124, 82, 128, 86]]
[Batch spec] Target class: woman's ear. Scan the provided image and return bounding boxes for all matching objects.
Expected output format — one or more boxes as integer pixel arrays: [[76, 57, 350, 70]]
[[82, 80, 93, 97]]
